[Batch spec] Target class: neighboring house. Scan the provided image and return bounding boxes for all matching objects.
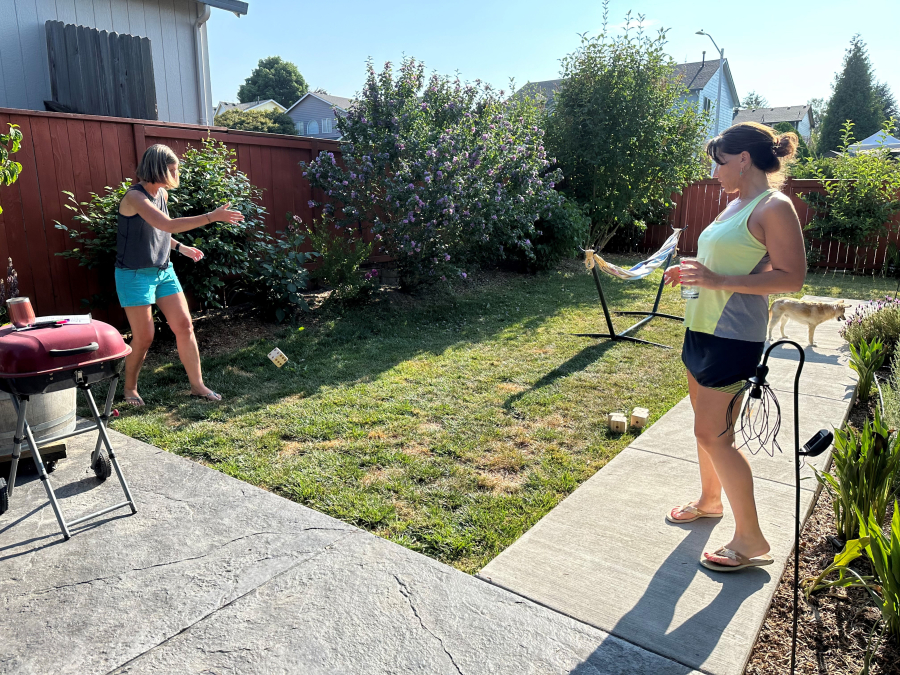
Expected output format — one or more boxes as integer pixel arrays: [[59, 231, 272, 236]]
[[672, 59, 739, 140], [732, 105, 814, 142], [516, 58, 737, 141], [285, 93, 352, 139], [0, 0, 246, 125], [214, 99, 287, 119]]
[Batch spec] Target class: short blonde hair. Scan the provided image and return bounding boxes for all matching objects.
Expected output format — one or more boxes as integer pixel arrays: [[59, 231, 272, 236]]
[[136, 144, 179, 187]]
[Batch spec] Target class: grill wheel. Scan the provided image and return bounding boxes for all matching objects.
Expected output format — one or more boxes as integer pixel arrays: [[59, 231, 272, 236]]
[[92, 451, 112, 481]]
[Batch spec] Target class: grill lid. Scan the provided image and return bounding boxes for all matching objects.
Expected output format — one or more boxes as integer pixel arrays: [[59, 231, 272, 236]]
[[0, 320, 130, 378]]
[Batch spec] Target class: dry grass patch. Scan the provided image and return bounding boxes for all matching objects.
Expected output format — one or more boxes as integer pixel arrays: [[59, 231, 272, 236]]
[[497, 382, 525, 393], [475, 470, 524, 494], [478, 442, 530, 473]]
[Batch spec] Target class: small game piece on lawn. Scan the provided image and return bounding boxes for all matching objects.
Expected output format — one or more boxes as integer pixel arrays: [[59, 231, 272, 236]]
[[268, 347, 289, 368], [631, 407, 650, 429], [608, 413, 628, 434]]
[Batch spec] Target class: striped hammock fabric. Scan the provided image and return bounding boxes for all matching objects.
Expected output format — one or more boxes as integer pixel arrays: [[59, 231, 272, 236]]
[[584, 230, 683, 281]]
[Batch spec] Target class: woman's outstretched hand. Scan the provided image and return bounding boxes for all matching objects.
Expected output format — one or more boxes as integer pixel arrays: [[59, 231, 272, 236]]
[[179, 245, 204, 262], [209, 203, 244, 225]]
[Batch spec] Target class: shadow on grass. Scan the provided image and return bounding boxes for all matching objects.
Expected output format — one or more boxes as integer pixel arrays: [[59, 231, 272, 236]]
[[96, 264, 680, 427]]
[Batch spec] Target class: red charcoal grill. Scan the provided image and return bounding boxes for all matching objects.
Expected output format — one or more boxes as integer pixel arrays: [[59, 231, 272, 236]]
[[0, 319, 137, 539]]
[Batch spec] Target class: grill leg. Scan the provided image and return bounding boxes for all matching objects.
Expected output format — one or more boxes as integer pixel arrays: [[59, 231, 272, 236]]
[[91, 378, 118, 466], [22, 411, 71, 540], [81, 384, 137, 515], [7, 396, 28, 498]]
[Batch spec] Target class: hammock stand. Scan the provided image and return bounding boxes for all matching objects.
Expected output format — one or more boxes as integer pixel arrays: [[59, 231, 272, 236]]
[[574, 230, 684, 350]]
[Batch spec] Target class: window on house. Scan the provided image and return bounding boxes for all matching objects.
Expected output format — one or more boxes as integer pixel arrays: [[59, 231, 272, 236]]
[[322, 117, 333, 133], [307, 120, 320, 135], [703, 97, 712, 113]]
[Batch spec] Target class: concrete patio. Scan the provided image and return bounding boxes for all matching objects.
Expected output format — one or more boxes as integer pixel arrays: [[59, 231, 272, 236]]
[[0, 297, 857, 674]]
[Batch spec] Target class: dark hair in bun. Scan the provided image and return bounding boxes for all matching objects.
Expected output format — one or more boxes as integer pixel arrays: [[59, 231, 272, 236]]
[[706, 121, 798, 174]]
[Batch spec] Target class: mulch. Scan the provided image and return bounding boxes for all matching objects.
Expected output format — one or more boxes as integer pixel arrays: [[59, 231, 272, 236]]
[[745, 395, 899, 675]]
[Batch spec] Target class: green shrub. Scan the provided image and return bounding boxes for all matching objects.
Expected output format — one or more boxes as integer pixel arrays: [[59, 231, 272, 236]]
[[850, 337, 886, 402], [301, 215, 375, 300], [815, 408, 900, 540], [57, 137, 271, 309], [253, 219, 314, 322], [802, 120, 900, 246], [214, 108, 298, 136], [882, 348, 900, 432], [840, 298, 900, 356], [858, 503, 900, 640], [0, 123, 23, 214], [508, 197, 589, 271]]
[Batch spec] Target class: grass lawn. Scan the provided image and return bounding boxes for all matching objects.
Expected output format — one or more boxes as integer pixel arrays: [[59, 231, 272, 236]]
[[103, 256, 895, 573]]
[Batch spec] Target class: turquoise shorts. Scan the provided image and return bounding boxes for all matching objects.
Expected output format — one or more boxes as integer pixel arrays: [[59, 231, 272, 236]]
[[115, 266, 183, 308]]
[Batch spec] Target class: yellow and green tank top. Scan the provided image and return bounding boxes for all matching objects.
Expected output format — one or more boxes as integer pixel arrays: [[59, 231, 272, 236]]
[[684, 189, 774, 342]]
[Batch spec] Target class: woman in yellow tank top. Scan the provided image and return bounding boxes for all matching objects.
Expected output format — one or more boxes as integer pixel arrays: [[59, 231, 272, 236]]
[[662, 122, 806, 571]]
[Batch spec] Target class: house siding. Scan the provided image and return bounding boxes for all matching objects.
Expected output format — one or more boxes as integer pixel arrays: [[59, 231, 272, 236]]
[[697, 66, 736, 140], [0, 0, 206, 124], [288, 96, 343, 139], [797, 114, 811, 142]]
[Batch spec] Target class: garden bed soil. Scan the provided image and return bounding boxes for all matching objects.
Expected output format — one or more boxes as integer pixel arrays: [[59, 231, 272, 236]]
[[745, 396, 899, 675]]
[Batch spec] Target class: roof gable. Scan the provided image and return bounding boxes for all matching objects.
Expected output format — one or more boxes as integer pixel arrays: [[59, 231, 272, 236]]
[[732, 105, 812, 126], [285, 92, 353, 115]]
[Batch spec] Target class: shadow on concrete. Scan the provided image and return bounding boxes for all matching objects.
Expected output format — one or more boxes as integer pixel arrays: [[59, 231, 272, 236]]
[[570, 527, 769, 674]]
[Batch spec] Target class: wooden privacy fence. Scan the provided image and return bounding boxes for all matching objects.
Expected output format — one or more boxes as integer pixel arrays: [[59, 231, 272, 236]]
[[644, 177, 900, 271], [0, 107, 341, 324]]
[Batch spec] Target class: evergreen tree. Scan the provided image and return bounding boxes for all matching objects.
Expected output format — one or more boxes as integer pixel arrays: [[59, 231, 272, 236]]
[[741, 91, 768, 109], [238, 56, 308, 108], [818, 36, 882, 153], [874, 81, 899, 135]]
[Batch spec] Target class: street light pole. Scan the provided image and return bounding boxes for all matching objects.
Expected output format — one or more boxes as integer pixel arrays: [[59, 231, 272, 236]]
[[697, 30, 725, 176]]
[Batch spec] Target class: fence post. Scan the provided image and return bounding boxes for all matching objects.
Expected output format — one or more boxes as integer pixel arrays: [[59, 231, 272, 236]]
[[133, 122, 146, 162]]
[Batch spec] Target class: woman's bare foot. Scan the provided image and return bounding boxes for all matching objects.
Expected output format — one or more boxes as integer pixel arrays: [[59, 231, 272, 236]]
[[668, 499, 723, 521], [189, 386, 222, 402], [123, 390, 145, 407], [704, 535, 770, 566]]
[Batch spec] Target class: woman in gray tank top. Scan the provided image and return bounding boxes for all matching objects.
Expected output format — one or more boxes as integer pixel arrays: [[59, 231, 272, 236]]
[[115, 144, 244, 406]]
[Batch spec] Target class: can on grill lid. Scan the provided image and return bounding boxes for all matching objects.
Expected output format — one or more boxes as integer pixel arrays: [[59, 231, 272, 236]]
[[7, 297, 35, 329]]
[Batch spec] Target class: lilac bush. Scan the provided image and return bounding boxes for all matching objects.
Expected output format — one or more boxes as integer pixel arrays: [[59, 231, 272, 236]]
[[301, 57, 562, 288], [840, 296, 900, 354]]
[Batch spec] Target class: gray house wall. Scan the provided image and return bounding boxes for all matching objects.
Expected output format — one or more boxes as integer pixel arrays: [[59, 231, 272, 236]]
[[0, 0, 210, 124], [288, 96, 343, 139], [697, 68, 737, 139]]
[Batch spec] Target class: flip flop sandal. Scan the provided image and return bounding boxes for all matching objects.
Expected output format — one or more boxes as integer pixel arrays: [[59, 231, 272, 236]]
[[190, 391, 222, 402], [124, 396, 145, 407], [700, 547, 774, 572], [666, 503, 724, 524]]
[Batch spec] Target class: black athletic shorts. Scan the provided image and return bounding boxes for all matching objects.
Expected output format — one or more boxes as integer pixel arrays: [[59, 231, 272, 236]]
[[681, 329, 764, 393]]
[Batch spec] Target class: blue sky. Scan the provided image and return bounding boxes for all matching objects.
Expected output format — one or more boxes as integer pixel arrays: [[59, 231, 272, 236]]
[[207, 0, 900, 113]]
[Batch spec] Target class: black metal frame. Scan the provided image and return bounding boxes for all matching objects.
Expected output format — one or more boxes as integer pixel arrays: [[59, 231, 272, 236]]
[[1, 374, 137, 540], [573, 251, 683, 349]]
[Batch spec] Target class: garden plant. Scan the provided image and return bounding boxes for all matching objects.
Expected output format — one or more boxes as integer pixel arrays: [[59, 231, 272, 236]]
[[544, 2, 709, 251], [301, 57, 563, 288], [0, 123, 23, 214]]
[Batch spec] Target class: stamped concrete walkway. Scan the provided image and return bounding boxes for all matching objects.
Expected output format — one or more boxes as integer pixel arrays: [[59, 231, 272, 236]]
[[479, 297, 861, 675], [1, 429, 697, 673], [0, 297, 859, 674]]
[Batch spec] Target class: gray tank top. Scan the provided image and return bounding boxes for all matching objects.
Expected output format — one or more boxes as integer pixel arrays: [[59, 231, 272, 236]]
[[115, 184, 171, 270]]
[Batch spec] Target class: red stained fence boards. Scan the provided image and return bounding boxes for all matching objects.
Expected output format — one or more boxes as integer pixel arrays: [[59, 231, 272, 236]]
[[0, 107, 341, 324], [645, 177, 900, 271], [2, 107, 899, 327]]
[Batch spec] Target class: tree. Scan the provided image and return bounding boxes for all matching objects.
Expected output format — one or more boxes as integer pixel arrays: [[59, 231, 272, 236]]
[[544, 3, 709, 250], [873, 81, 899, 135], [214, 108, 298, 135], [301, 58, 561, 287], [741, 91, 768, 109], [818, 36, 883, 154], [237, 56, 308, 108]]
